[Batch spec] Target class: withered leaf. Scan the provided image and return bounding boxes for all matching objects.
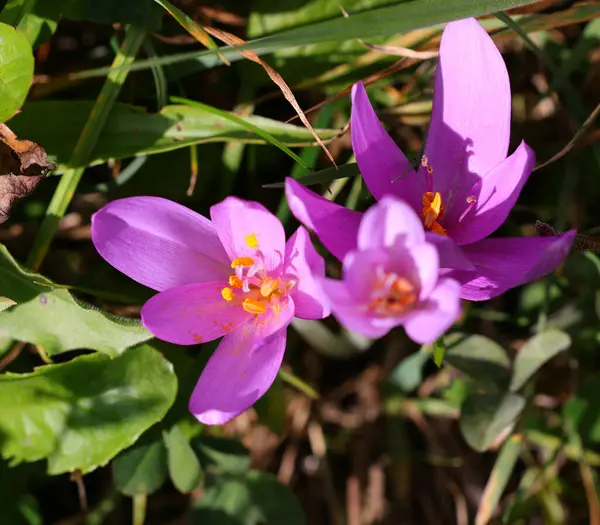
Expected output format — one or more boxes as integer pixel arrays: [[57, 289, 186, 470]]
[[0, 123, 55, 224]]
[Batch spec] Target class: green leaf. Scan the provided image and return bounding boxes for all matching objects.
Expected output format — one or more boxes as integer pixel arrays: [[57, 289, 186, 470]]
[[264, 163, 361, 188], [388, 350, 429, 392], [0, 243, 151, 356], [164, 425, 203, 493], [9, 101, 340, 171], [113, 437, 168, 496], [510, 330, 571, 392], [253, 377, 286, 435], [192, 436, 250, 475], [0, 21, 34, 123], [563, 373, 600, 445], [52, 0, 163, 29], [433, 337, 445, 367], [0, 345, 177, 474], [475, 434, 522, 525], [0, 0, 60, 47], [191, 470, 305, 525], [444, 334, 511, 390], [460, 391, 526, 452]]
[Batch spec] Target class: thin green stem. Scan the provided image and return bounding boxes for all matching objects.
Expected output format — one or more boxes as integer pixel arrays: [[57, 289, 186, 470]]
[[26, 26, 146, 271], [132, 494, 147, 525], [278, 367, 319, 399]]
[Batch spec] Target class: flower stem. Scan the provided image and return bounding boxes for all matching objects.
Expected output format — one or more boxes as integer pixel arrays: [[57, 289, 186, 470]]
[[433, 336, 446, 368], [26, 26, 147, 271]]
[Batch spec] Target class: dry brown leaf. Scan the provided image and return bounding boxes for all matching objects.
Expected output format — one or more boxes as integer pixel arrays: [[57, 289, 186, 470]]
[[202, 25, 336, 167], [0, 123, 55, 224]]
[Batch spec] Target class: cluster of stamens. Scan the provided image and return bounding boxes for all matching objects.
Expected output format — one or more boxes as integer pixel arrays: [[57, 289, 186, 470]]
[[419, 155, 478, 235], [220, 234, 284, 315], [368, 267, 417, 316]]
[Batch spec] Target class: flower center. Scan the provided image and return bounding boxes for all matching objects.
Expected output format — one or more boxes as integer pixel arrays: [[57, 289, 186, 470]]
[[368, 270, 417, 316], [220, 235, 287, 315]]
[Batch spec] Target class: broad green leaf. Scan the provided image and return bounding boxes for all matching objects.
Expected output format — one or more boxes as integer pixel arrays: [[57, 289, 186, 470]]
[[0, 0, 59, 47], [0, 244, 151, 356], [510, 330, 571, 392], [388, 350, 429, 392], [0, 22, 34, 123], [460, 391, 525, 452], [164, 425, 203, 493], [191, 470, 305, 525], [9, 102, 340, 171], [444, 334, 511, 390], [192, 436, 251, 475], [113, 437, 168, 496], [563, 373, 600, 445], [0, 345, 177, 474]]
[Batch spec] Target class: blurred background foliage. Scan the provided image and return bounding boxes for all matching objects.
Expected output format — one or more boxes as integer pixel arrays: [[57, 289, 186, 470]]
[[1, 0, 600, 524]]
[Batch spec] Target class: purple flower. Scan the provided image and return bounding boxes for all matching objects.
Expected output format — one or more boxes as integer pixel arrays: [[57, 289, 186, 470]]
[[286, 18, 575, 301], [92, 196, 329, 425], [320, 197, 461, 344]]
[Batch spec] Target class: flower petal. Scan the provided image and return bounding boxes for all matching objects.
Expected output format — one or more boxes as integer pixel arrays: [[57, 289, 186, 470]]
[[91, 197, 230, 291], [448, 142, 535, 245], [141, 282, 250, 345], [320, 278, 398, 339], [403, 278, 461, 344], [351, 82, 422, 210], [425, 233, 475, 272], [210, 197, 285, 271], [189, 326, 286, 425], [254, 295, 295, 340], [452, 232, 576, 301], [285, 227, 330, 319], [406, 243, 439, 300], [285, 177, 362, 261], [425, 18, 511, 204], [358, 196, 425, 250]]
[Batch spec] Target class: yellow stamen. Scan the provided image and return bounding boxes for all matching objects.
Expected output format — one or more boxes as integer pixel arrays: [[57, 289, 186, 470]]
[[242, 298, 267, 315], [244, 233, 259, 248], [231, 256, 254, 268], [422, 191, 447, 235], [260, 277, 280, 297], [228, 275, 244, 288], [221, 287, 234, 302]]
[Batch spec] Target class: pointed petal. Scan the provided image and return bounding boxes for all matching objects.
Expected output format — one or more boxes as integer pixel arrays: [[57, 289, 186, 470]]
[[210, 197, 285, 271], [453, 232, 576, 301], [404, 278, 461, 344], [141, 282, 250, 345], [320, 278, 395, 339], [358, 196, 425, 250], [425, 18, 511, 203], [449, 142, 535, 245], [91, 197, 230, 291], [285, 177, 362, 261], [425, 233, 475, 272], [351, 82, 422, 210], [285, 227, 330, 319], [189, 327, 286, 425]]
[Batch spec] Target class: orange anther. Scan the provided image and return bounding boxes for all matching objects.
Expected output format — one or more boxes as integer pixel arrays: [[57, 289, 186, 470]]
[[242, 298, 267, 315], [231, 257, 254, 268], [221, 287, 234, 301], [228, 275, 244, 288]]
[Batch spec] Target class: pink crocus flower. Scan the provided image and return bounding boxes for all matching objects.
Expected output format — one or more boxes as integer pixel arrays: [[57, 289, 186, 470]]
[[320, 196, 461, 343], [286, 18, 575, 301], [91, 196, 329, 425]]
